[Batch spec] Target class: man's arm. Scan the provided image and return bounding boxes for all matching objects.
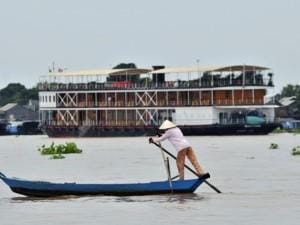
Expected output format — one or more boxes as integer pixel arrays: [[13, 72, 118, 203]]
[[152, 130, 170, 142]]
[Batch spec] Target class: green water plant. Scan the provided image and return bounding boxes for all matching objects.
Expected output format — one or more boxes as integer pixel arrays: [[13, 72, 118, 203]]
[[272, 127, 286, 134], [291, 128, 300, 135], [269, 143, 279, 149], [38, 142, 82, 159], [291, 146, 300, 156], [272, 127, 300, 134]]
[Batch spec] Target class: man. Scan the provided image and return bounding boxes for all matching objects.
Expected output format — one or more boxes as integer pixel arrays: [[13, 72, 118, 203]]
[[149, 120, 205, 180]]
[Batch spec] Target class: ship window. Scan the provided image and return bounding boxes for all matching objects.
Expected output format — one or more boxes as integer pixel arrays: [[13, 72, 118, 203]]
[[42, 96, 44, 102], [49, 95, 51, 102], [53, 95, 56, 102], [45, 96, 47, 102]]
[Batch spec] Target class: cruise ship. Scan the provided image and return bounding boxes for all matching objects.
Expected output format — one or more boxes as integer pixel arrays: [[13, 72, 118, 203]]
[[38, 64, 279, 137]]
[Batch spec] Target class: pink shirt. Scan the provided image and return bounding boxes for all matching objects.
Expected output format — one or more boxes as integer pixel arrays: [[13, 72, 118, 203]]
[[153, 127, 190, 152]]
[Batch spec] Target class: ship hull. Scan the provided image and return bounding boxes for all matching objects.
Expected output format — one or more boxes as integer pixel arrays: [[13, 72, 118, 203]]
[[42, 123, 279, 137]]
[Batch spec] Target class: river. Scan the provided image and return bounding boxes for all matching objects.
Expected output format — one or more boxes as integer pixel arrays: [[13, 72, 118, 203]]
[[0, 134, 299, 225]]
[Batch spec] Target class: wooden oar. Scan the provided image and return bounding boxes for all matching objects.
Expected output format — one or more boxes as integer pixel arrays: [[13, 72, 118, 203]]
[[159, 147, 173, 193], [150, 141, 222, 194]]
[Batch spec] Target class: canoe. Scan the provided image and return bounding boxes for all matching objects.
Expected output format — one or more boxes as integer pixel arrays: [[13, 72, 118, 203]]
[[0, 172, 210, 197]]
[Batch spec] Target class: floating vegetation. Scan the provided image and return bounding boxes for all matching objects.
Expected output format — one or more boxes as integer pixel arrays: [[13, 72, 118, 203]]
[[246, 156, 255, 159], [291, 128, 300, 135], [38, 142, 82, 159], [269, 143, 279, 149], [291, 146, 300, 156], [272, 127, 286, 134], [272, 127, 300, 134]]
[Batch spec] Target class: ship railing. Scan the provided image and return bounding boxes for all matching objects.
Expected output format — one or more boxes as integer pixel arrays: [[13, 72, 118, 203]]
[[41, 120, 157, 127], [219, 118, 247, 125], [214, 98, 264, 105], [38, 77, 273, 91], [41, 121, 79, 126], [219, 117, 276, 125], [55, 98, 264, 108]]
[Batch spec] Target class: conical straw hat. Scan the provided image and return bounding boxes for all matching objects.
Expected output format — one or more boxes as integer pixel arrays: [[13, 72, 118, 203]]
[[159, 120, 176, 130]]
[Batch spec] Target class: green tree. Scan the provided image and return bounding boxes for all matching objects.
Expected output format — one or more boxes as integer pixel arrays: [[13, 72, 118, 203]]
[[280, 84, 300, 116], [0, 83, 38, 106], [113, 63, 137, 69], [281, 84, 300, 98]]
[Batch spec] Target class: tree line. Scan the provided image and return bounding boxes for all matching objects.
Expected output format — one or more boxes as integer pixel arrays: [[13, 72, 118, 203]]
[[0, 83, 38, 107]]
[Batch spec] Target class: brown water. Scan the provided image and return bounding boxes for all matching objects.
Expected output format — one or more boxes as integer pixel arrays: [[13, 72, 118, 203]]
[[0, 134, 299, 225]]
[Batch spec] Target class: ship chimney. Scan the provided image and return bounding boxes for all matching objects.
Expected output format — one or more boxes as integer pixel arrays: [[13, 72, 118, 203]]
[[152, 65, 165, 86]]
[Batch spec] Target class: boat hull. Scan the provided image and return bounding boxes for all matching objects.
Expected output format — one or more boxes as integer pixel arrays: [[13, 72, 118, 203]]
[[0, 122, 8, 135], [0, 121, 42, 136], [42, 123, 279, 137], [0, 173, 209, 197]]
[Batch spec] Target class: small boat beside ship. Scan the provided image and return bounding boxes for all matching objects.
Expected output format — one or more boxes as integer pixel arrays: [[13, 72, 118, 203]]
[[38, 64, 279, 137], [0, 122, 8, 135], [0, 120, 42, 135]]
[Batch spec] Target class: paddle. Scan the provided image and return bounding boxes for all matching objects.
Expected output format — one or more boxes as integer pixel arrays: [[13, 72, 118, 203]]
[[150, 140, 222, 194], [159, 150, 173, 193]]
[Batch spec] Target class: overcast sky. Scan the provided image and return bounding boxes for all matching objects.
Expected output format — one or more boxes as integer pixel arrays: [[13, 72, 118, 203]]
[[0, 0, 299, 93]]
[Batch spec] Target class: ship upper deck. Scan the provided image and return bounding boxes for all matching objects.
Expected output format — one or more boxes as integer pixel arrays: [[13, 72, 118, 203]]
[[38, 65, 274, 92]]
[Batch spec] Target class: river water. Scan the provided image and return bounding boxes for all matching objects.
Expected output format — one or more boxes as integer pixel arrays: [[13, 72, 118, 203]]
[[0, 134, 299, 225]]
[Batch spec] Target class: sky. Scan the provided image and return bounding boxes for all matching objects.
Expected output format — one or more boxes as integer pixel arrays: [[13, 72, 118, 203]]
[[0, 0, 299, 93]]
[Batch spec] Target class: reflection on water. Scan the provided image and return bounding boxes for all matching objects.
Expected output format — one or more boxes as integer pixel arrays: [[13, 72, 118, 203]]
[[114, 193, 205, 204], [10, 195, 81, 203], [9, 193, 205, 205], [0, 134, 300, 225]]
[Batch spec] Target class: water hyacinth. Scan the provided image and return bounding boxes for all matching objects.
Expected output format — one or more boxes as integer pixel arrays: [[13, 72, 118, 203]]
[[291, 146, 300, 156], [292, 128, 300, 135], [272, 128, 286, 134], [38, 142, 82, 159], [272, 127, 300, 134], [269, 143, 279, 149]]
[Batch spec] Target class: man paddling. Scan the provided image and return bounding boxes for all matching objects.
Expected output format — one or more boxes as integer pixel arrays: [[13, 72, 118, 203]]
[[149, 120, 205, 180]]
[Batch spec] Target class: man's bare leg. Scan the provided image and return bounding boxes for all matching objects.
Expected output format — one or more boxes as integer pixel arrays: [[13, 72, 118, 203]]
[[186, 147, 205, 175], [176, 149, 187, 180]]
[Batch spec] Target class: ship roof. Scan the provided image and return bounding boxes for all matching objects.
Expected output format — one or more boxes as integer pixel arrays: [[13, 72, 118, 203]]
[[0, 103, 18, 112], [279, 96, 297, 106], [47, 65, 270, 76], [48, 68, 152, 76], [211, 65, 270, 72], [150, 66, 221, 74], [151, 65, 270, 74]]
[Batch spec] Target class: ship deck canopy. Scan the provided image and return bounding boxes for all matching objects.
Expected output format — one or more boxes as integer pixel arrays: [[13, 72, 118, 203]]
[[47, 65, 269, 77], [48, 68, 152, 77], [150, 65, 270, 74]]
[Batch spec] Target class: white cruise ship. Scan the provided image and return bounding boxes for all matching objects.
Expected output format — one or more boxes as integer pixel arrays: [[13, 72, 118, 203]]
[[38, 64, 279, 137]]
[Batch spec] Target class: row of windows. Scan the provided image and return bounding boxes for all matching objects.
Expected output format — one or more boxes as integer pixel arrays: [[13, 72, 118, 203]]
[[40, 95, 56, 103]]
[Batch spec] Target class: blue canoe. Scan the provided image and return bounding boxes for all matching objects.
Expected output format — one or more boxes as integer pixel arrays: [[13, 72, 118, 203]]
[[0, 172, 210, 197]]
